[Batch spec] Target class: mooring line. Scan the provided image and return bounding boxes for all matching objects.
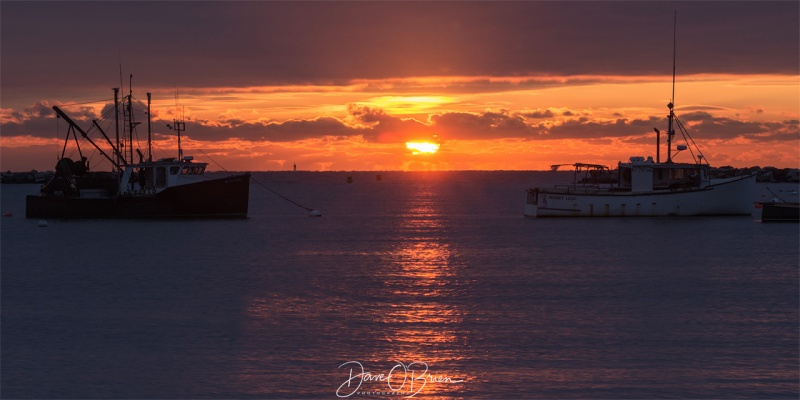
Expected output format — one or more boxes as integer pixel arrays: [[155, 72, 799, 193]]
[[197, 149, 320, 215]]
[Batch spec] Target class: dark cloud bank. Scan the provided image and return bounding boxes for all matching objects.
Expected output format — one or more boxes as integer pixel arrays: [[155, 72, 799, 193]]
[[5, 100, 796, 147], [2, 1, 797, 90]]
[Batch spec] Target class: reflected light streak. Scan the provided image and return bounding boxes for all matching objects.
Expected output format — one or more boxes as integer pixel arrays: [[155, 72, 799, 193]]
[[366, 183, 469, 396]]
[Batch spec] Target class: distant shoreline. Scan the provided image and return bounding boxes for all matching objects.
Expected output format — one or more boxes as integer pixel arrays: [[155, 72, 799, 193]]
[[4, 167, 798, 184]]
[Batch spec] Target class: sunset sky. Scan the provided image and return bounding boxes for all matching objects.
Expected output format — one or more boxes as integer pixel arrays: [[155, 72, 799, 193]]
[[1, 1, 798, 172]]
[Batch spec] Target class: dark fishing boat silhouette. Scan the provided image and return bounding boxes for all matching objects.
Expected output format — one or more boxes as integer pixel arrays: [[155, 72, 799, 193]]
[[26, 78, 250, 218]]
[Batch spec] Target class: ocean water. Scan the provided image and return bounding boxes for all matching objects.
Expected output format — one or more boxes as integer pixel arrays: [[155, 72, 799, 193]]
[[1, 171, 798, 399]]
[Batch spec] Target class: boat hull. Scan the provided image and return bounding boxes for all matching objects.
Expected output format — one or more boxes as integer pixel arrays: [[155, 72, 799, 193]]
[[26, 173, 250, 219], [525, 175, 755, 217], [759, 202, 800, 222]]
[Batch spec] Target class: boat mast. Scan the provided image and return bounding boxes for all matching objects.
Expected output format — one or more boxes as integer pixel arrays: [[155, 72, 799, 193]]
[[655, 128, 660, 163], [127, 74, 135, 166], [147, 92, 152, 162], [666, 11, 677, 164], [176, 116, 183, 160], [113, 87, 122, 168], [171, 90, 185, 160]]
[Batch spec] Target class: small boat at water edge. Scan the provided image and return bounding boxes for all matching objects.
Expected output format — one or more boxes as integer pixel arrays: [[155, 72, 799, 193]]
[[25, 80, 250, 219], [755, 202, 800, 222]]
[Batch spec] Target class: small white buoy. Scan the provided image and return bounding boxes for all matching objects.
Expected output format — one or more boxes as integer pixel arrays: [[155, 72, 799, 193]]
[[38, 220, 48, 227], [308, 209, 322, 217]]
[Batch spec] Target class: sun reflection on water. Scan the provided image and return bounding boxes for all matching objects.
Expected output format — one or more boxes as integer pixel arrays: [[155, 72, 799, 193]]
[[234, 182, 471, 397], [364, 184, 471, 396]]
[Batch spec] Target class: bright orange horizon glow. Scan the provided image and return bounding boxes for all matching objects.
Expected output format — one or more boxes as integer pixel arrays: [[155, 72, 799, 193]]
[[1, 74, 798, 171]]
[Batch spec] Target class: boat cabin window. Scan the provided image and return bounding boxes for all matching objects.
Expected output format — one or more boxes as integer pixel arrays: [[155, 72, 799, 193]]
[[649, 166, 703, 189], [170, 166, 180, 175], [669, 168, 700, 180], [156, 167, 167, 186], [620, 167, 632, 186], [179, 165, 205, 175]]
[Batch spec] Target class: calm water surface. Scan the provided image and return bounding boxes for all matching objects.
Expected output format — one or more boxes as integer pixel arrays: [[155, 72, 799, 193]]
[[2, 171, 798, 398]]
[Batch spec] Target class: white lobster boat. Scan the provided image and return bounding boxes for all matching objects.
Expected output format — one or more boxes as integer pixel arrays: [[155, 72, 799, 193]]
[[524, 14, 756, 218], [524, 97, 757, 218], [524, 100, 757, 217], [524, 158, 755, 218]]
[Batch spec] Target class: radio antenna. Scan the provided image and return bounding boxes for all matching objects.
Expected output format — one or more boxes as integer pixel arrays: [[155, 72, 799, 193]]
[[671, 10, 677, 105], [667, 11, 677, 163]]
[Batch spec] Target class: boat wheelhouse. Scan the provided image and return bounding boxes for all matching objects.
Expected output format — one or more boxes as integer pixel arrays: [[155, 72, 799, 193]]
[[119, 156, 207, 195]]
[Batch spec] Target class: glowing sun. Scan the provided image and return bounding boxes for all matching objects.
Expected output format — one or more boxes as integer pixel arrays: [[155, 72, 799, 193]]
[[405, 141, 440, 155]]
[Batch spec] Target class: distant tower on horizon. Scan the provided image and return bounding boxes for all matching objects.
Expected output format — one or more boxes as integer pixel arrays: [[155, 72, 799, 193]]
[[293, 162, 296, 172]]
